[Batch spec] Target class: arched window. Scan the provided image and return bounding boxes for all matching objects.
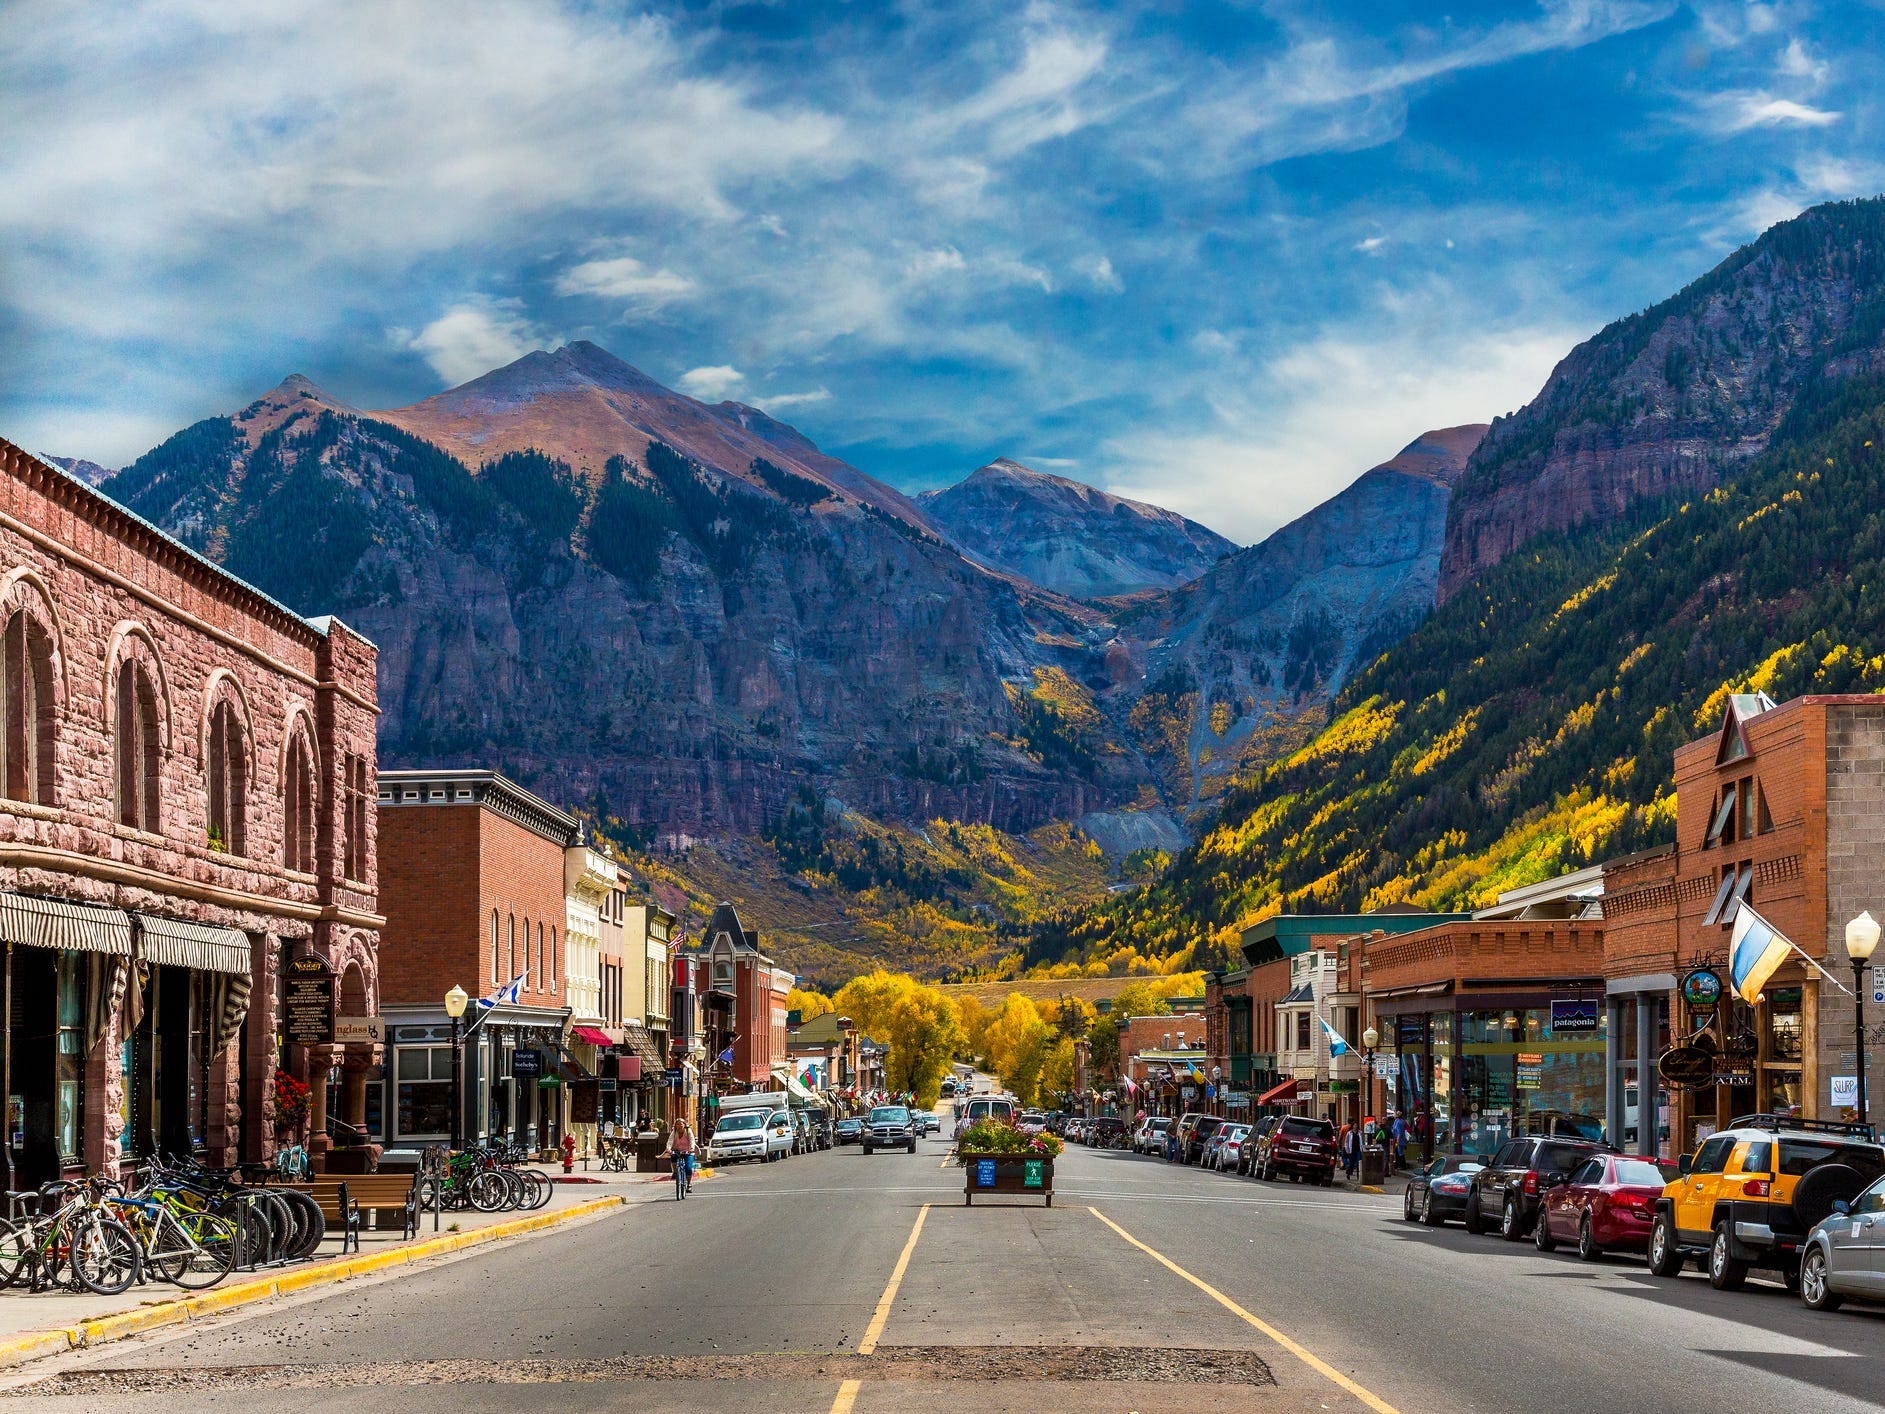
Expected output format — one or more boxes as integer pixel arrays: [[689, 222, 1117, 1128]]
[[1, 608, 54, 806], [491, 909, 500, 987], [206, 696, 247, 854], [114, 657, 161, 831], [548, 926, 557, 991], [536, 923, 544, 989], [341, 753, 369, 880], [283, 727, 316, 871], [508, 914, 517, 982]]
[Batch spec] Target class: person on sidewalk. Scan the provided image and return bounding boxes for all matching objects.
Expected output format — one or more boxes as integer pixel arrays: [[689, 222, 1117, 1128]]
[[663, 1117, 697, 1199]]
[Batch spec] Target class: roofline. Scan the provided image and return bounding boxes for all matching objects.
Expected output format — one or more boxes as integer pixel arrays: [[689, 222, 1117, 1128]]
[[379, 767, 579, 846], [3, 435, 340, 647]]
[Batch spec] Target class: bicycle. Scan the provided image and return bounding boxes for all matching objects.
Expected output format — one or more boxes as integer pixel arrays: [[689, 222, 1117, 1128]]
[[0, 1178, 142, 1295], [106, 1188, 237, 1290], [670, 1151, 691, 1200]]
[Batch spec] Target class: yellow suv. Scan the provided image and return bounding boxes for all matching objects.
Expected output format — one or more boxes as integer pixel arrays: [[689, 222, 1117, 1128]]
[[1647, 1114, 1885, 1290]]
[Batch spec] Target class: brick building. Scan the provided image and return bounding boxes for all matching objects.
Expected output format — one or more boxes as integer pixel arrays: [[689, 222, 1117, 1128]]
[[376, 768, 576, 1153], [690, 902, 793, 1098], [1117, 1009, 1206, 1116], [1602, 693, 1885, 1156], [0, 437, 380, 1187]]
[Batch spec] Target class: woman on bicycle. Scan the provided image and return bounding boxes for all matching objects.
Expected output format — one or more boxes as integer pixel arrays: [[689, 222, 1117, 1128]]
[[663, 1118, 696, 1199]]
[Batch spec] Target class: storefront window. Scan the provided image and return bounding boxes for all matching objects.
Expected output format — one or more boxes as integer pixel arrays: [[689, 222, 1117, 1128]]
[[1766, 988, 1803, 1063], [395, 1045, 454, 1138], [1455, 1004, 1607, 1158]]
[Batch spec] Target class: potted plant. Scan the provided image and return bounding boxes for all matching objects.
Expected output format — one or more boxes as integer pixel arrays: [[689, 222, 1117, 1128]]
[[956, 1119, 1062, 1206], [270, 1068, 310, 1138]]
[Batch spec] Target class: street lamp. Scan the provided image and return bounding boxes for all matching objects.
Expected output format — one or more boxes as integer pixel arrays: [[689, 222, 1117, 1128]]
[[444, 984, 469, 1152], [1845, 912, 1880, 1125], [1361, 1025, 1380, 1123]]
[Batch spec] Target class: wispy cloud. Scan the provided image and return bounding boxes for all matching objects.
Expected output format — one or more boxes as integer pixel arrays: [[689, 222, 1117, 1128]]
[[755, 388, 833, 412], [555, 255, 695, 307], [398, 300, 548, 387], [678, 365, 745, 400]]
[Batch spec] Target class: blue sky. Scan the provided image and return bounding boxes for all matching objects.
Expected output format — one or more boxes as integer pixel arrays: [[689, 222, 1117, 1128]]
[[2, 0, 1880, 542]]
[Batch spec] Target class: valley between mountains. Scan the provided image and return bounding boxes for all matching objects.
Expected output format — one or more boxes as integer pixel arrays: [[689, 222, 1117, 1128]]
[[82, 197, 1885, 986]]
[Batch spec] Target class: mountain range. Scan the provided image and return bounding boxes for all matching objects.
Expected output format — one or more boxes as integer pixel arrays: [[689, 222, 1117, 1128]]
[[69, 197, 1885, 981]]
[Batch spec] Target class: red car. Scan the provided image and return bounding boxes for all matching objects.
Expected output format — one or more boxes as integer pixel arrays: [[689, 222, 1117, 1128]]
[[1534, 1153, 1675, 1260]]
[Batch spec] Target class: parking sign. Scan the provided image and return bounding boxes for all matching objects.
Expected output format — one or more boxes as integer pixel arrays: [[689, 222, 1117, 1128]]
[[1873, 968, 1884, 1007]]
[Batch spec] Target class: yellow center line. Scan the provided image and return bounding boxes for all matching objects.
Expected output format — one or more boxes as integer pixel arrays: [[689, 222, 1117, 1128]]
[[858, 1203, 929, 1355], [829, 1201, 931, 1412], [1087, 1206, 1402, 1414]]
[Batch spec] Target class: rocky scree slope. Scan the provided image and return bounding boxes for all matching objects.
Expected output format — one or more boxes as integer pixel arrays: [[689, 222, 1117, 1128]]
[[917, 457, 1236, 598], [1440, 197, 1885, 600]]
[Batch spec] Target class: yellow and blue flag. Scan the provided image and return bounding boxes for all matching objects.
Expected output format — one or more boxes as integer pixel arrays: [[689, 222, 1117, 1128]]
[[1729, 904, 1795, 1004]]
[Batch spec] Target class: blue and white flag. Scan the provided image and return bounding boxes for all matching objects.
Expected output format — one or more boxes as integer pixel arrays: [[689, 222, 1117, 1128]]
[[476, 972, 528, 1010], [1318, 1014, 1351, 1057], [717, 1045, 736, 1065]]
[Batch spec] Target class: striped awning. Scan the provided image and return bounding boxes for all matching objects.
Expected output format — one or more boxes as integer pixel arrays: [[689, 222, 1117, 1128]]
[[619, 1023, 665, 1070], [134, 914, 251, 974], [0, 893, 133, 955]]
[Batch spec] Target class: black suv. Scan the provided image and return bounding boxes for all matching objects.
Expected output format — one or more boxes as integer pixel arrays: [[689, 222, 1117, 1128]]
[[1182, 1115, 1225, 1164], [1465, 1135, 1611, 1239]]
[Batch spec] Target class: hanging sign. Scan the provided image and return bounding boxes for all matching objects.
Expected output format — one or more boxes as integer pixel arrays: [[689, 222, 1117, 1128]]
[[1549, 999, 1599, 1034], [1658, 1045, 1716, 1088], [283, 956, 334, 1046], [334, 1016, 383, 1044], [511, 1048, 543, 1078], [1682, 968, 1723, 1017], [1832, 1075, 1860, 1108]]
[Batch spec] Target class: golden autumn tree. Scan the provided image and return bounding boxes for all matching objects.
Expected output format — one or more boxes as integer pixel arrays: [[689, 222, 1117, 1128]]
[[787, 986, 833, 1023], [832, 970, 963, 1107]]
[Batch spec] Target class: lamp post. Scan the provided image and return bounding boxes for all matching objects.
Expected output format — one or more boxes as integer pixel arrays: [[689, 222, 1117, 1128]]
[[1361, 1025, 1380, 1127], [444, 984, 469, 1152], [1845, 913, 1880, 1125]]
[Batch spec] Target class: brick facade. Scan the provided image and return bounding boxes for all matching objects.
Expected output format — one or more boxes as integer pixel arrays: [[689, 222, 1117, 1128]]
[[0, 436, 380, 1181]]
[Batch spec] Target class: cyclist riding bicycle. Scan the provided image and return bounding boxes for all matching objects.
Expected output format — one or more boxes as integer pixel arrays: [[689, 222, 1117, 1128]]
[[663, 1118, 696, 1200]]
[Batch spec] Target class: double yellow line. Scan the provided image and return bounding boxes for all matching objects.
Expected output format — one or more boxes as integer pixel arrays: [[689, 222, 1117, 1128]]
[[830, 1200, 1400, 1414]]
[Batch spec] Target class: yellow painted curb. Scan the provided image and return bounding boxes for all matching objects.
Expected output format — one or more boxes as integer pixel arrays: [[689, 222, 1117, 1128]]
[[0, 1194, 629, 1368], [1358, 1184, 1385, 1194]]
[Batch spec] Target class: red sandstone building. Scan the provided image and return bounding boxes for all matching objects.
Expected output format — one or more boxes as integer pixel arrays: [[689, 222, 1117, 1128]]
[[376, 768, 577, 1153], [0, 437, 381, 1187], [1602, 694, 1885, 1157], [693, 902, 793, 1096]]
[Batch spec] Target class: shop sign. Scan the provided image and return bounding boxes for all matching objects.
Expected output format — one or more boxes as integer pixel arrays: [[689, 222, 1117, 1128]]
[[283, 956, 334, 1046], [1658, 1045, 1716, 1088], [1516, 1053, 1544, 1090], [1681, 968, 1723, 1016], [664, 1066, 684, 1085], [511, 1048, 543, 1078], [1294, 1081, 1315, 1103], [334, 1015, 383, 1044], [1326, 1080, 1358, 1095], [1549, 999, 1599, 1034], [570, 1080, 600, 1124], [1832, 1075, 1860, 1108]]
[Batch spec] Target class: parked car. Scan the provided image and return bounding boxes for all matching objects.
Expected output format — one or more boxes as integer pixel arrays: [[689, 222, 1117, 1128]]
[[1534, 1154, 1675, 1258], [706, 1109, 770, 1164], [1648, 1115, 1885, 1290], [1179, 1114, 1224, 1164], [835, 1117, 864, 1145], [1017, 1110, 1049, 1136], [1213, 1124, 1251, 1172], [1522, 1109, 1606, 1143], [1238, 1116, 1279, 1175], [1134, 1117, 1172, 1154], [764, 1109, 794, 1162], [863, 1104, 919, 1154], [1089, 1117, 1127, 1149], [912, 1109, 940, 1136], [1254, 1116, 1339, 1184], [1800, 1171, 1885, 1311], [1465, 1135, 1610, 1239], [1404, 1154, 1485, 1225]]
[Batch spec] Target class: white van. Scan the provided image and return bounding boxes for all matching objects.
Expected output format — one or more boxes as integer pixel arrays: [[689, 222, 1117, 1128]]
[[956, 1097, 1015, 1134]]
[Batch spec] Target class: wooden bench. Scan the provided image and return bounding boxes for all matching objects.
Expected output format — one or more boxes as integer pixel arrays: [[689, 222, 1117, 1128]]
[[281, 1173, 417, 1252]]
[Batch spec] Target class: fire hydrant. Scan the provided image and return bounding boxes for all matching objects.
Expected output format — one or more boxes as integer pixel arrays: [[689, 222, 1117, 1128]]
[[561, 1132, 577, 1174]]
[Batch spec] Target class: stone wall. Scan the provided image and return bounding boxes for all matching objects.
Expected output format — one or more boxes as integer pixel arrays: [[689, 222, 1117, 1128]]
[[1820, 700, 1885, 1115]]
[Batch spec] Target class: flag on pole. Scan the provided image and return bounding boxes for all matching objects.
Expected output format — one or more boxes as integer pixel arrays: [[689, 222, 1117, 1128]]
[[717, 1045, 736, 1065], [475, 972, 528, 1010], [1730, 904, 1796, 1004], [1319, 1014, 1351, 1057]]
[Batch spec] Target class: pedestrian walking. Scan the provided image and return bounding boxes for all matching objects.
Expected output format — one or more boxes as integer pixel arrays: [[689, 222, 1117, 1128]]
[[663, 1116, 697, 1199], [1389, 1112, 1408, 1170]]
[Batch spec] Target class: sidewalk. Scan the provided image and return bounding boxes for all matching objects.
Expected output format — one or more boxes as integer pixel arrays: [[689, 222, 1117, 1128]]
[[0, 1164, 682, 1366]]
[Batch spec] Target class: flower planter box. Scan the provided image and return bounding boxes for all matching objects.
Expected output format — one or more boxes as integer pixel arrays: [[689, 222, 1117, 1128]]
[[961, 1153, 1054, 1206]]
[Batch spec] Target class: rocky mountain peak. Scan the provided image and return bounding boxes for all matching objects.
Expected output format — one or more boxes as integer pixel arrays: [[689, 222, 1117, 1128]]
[[1371, 424, 1487, 486]]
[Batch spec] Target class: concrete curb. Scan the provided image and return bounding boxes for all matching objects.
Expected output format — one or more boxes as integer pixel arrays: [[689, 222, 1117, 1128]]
[[0, 1193, 629, 1369]]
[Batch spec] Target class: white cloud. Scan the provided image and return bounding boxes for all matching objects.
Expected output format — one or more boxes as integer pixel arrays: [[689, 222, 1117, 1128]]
[[554, 256, 694, 306], [1709, 92, 1841, 131], [399, 300, 547, 387], [1100, 319, 1576, 543], [678, 365, 745, 400], [754, 388, 832, 412], [1776, 37, 1828, 83], [1355, 235, 1388, 254], [1076, 255, 1123, 292]]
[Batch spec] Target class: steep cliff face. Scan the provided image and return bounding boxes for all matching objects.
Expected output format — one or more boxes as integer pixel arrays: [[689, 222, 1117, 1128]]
[[1439, 199, 1885, 601], [917, 458, 1236, 597], [1113, 424, 1484, 811], [102, 363, 1146, 841]]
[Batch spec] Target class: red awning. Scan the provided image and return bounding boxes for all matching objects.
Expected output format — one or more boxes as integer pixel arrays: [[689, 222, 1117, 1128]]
[[571, 1025, 613, 1048], [1256, 1076, 1299, 1106]]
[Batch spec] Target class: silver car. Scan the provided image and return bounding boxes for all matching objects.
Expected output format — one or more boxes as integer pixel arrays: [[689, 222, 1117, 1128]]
[[1800, 1173, 1885, 1311]]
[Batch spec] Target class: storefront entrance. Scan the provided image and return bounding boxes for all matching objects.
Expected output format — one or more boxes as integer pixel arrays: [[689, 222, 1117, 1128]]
[[5, 944, 85, 1189]]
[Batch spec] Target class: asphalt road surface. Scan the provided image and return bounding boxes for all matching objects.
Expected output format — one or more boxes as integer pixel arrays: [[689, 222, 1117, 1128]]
[[6, 1125, 1885, 1412]]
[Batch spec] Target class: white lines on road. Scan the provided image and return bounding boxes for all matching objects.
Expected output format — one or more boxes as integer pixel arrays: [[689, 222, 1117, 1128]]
[[699, 1183, 1389, 1212]]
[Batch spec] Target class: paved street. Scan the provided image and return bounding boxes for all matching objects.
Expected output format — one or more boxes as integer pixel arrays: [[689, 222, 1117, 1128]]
[[6, 1129, 1885, 1413]]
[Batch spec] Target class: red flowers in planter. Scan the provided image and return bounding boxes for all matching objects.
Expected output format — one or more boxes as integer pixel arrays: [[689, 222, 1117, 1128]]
[[271, 1069, 310, 1129]]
